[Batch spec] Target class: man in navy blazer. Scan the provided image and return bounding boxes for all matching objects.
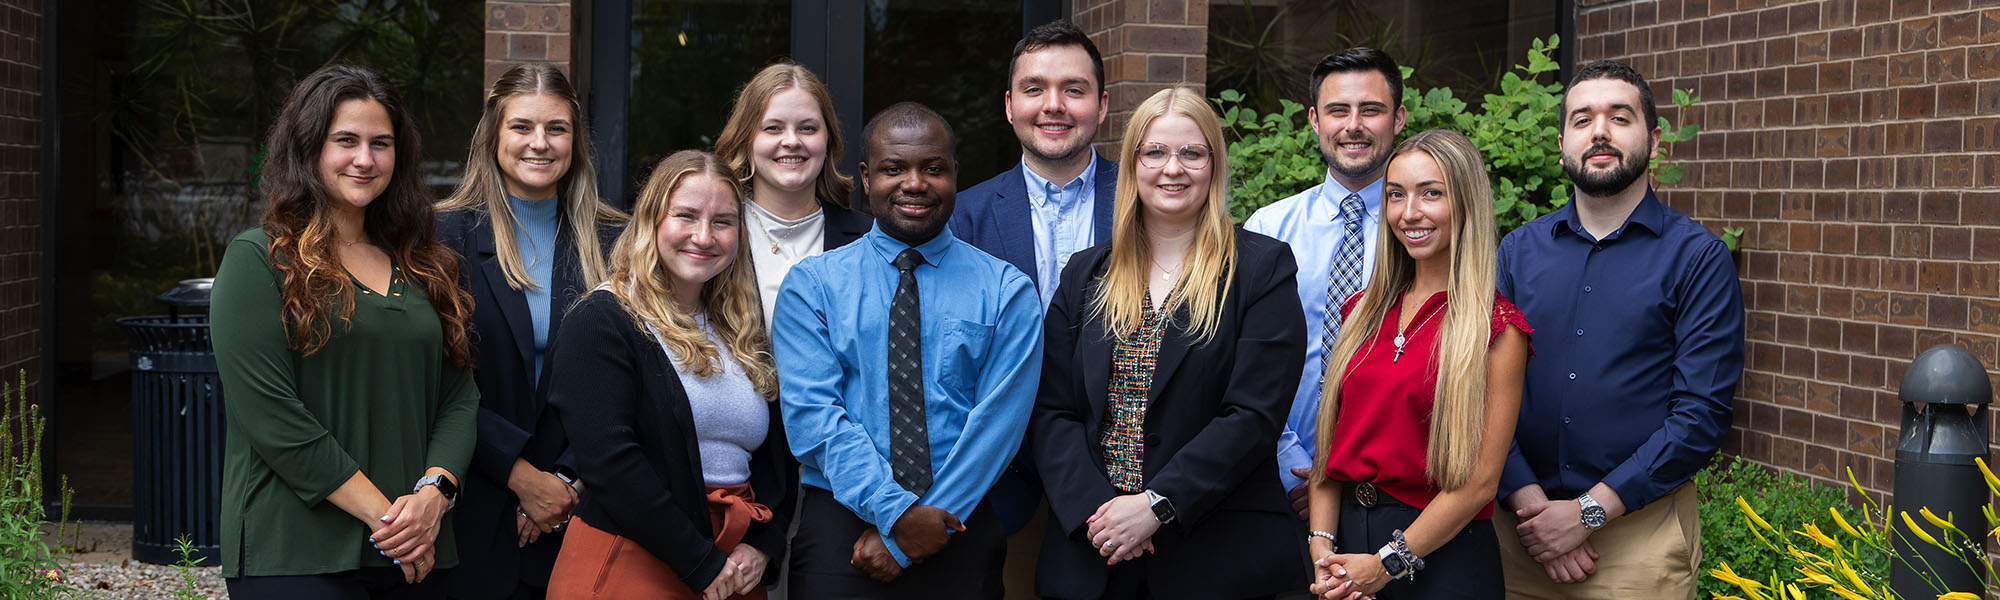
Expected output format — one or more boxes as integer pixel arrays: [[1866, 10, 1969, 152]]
[[946, 19, 1117, 546]]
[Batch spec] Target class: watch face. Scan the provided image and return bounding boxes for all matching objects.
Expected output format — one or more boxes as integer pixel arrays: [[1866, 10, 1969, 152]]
[[1581, 507, 1607, 529], [1381, 552, 1407, 577]]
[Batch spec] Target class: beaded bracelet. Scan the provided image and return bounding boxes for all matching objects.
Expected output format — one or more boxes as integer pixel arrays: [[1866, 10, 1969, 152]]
[[1389, 529, 1426, 580]]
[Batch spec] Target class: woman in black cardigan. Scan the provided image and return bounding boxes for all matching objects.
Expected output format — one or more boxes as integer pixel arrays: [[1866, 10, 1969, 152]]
[[546, 150, 793, 599]]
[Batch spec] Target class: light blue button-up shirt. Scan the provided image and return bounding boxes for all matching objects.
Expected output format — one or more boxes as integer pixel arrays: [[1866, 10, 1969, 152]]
[[773, 225, 1044, 567], [1243, 172, 1383, 491], [1024, 153, 1099, 311]]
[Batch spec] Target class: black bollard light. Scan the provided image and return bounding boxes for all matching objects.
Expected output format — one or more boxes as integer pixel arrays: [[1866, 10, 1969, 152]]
[[1891, 344, 1993, 599]]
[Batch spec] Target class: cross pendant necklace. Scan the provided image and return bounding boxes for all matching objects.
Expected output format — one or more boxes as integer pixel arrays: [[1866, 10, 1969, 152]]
[[1391, 294, 1440, 363]]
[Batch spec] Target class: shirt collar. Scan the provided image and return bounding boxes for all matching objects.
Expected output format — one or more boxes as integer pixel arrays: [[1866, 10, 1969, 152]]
[[1022, 151, 1100, 209], [865, 223, 957, 267], [1552, 186, 1665, 241], [1315, 172, 1383, 222], [506, 193, 560, 221]]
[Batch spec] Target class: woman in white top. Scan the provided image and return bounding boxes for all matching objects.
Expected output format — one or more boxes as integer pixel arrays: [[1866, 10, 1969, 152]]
[[712, 61, 873, 324]]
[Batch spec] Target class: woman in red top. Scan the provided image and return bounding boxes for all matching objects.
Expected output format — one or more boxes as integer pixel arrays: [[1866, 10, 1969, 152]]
[[1306, 129, 1532, 599]]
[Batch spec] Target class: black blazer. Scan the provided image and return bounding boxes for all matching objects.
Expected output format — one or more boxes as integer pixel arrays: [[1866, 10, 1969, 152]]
[[548, 291, 797, 591], [818, 199, 873, 251], [436, 208, 620, 598], [1031, 230, 1309, 600]]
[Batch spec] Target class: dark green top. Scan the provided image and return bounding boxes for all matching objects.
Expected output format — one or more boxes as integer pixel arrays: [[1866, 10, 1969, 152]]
[[212, 228, 477, 577]]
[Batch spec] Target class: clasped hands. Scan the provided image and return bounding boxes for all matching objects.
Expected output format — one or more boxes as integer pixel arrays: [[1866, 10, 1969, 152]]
[[1307, 548, 1388, 600], [699, 545, 769, 600], [370, 486, 450, 584], [1085, 493, 1158, 565], [851, 505, 964, 582], [511, 462, 579, 546], [1511, 491, 1601, 584]]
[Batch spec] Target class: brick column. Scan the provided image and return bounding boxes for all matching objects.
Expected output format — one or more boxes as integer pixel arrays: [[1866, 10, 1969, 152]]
[[485, 0, 574, 84], [1073, 0, 1209, 156], [1574, 0, 2000, 503], [0, 0, 40, 397]]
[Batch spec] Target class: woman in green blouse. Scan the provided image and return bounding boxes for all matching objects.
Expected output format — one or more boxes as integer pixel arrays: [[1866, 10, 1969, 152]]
[[211, 64, 478, 598]]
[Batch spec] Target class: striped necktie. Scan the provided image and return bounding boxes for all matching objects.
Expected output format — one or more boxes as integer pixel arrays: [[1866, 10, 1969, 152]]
[[1315, 193, 1368, 397]]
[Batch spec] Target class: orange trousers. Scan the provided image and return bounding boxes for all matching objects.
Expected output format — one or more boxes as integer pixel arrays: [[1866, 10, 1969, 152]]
[[548, 483, 772, 599]]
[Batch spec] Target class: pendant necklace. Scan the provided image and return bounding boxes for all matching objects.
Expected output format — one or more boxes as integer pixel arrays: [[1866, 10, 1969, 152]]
[[1148, 254, 1182, 283], [1391, 293, 1441, 363]]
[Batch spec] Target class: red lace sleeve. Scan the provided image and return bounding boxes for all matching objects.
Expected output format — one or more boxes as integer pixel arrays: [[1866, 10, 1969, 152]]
[[1336, 290, 1366, 321], [1491, 293, 1534, 356]]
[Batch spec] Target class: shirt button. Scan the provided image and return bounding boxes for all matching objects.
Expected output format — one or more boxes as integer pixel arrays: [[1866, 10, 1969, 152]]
[[1564, 464, 1572, 470], [1576, 328, 1584, 336], [1584, 286, 1593, 293], [1568, 372, 1577, 380], [1563, 417, 1571, 424]]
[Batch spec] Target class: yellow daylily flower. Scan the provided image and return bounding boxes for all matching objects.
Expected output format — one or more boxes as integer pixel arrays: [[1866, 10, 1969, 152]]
[[1840, 562, 1871, 595], [1710, 562, 1766, 592], [1795, 565, 1837, 586], [1831, 507, 1864, 539], [1784, 583, 1805, 600], [1938, 592, 1980, 600], [1739, 496, 1776, 532], [1828, 586, 1868, 600], [1903, 511, 1945, 549], [1920, 507, 1961, 535], [1799, 523, 1840, 552], [1976, 457, 2000, 496]]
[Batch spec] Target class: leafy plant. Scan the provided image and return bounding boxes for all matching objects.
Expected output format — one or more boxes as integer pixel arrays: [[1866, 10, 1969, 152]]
[[1215, 35, 1702, 235], [171, 534, 206, 600], [0, 371, 77, 598], [1697, 456, 1888, 600], [1651, 88, 1703, 185]]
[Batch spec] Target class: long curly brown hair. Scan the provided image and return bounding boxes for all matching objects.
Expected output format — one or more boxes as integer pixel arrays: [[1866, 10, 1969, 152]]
[[257, 64, 474, 369]]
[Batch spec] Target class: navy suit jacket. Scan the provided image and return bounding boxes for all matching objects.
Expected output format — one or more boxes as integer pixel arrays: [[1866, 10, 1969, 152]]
[[949, 156, 1119, 292], [946, 155, 1118, 533], [436, 208, 622, 598]]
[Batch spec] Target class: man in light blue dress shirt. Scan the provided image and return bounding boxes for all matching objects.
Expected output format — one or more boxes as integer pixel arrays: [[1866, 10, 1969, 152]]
[[775, 102, 1042, 598], [1243, 48, 1407, 519]]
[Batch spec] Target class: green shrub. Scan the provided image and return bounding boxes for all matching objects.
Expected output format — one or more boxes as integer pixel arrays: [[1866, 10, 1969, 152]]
[[1215, 35, 1700, 235], [1696, 456, 1889, 600]]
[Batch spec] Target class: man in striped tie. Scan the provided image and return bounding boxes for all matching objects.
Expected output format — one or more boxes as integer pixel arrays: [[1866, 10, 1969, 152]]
[[1243, 47, 1407, 521]]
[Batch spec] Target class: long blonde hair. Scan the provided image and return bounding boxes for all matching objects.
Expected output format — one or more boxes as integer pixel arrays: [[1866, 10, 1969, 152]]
[[438, 63, 627, 291], [604, 150, 777, 400], [1089, 86, 1237, 344], [713, 61, 855, 208], [1311, 129, 1500, 490]]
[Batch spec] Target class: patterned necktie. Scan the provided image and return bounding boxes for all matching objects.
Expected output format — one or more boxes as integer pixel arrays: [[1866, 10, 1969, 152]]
[[1316, 193, 1368, 396], [887, 248, 932, 496]]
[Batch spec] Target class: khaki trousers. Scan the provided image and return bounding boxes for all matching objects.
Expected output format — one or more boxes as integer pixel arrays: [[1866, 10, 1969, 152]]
[[1492, 484, 1700, 600]]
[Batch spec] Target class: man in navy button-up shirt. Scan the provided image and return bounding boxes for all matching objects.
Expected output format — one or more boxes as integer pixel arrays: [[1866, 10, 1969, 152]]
[[1493, 61, 1744, 599]]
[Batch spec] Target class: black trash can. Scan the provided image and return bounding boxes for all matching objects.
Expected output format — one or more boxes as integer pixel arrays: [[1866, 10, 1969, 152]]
[[117, 278, 222, 566]]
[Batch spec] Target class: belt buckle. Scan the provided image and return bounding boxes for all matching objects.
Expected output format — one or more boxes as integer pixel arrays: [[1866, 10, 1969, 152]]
[[1355, 482, 1378, 508]]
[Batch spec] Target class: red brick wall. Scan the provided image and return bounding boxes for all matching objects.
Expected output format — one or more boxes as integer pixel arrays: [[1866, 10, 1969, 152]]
[[1575, 0, 2000, 501], [0, 0, 40, 399], [1073, 0, 1209, 157], [485, 0, 573, 84]]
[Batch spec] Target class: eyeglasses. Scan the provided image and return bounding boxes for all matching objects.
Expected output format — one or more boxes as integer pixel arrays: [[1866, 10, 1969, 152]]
[[1135, 143, 1212, 170]]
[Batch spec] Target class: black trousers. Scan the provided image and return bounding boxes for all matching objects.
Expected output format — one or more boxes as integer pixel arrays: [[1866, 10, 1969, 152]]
[[1101, 555, 1279, 600], [789, 486, 1006, 600], [227, 567, 451, 600], [1335, 485, 1502, 599]]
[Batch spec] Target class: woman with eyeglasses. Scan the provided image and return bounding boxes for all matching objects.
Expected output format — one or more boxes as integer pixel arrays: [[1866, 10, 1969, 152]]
[[1030, 86, 1308, 600]]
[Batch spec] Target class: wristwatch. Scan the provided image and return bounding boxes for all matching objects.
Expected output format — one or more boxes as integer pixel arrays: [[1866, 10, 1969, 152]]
[[413, 474, 460, 511], [1578, 493, 1607, 530], [1143, 489, 1177, 525], [1377, 543, 1413, 579]]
